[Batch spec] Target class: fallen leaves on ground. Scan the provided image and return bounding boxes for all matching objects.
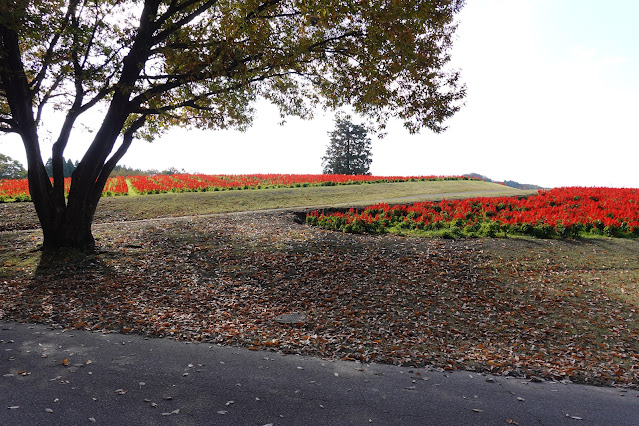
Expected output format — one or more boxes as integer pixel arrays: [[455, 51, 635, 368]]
[[0, 212, 637, 387]]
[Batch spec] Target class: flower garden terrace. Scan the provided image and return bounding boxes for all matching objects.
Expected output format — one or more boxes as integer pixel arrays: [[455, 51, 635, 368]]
[[0, 174, 478, 201], [306, 187, 639, 239]]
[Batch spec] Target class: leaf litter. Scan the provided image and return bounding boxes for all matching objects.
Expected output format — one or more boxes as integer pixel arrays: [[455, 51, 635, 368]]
[[0, 211, 637, 388]]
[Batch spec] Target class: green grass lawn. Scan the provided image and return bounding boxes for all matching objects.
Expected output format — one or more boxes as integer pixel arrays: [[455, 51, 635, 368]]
[[0, 179, 534, 229], [96, 179, 534, 220]]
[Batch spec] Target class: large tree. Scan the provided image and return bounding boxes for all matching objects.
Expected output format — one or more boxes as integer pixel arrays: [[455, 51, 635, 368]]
[[322, 116, 372, 175], [0, 0, 466, 252], [0, 152, 27, 179]]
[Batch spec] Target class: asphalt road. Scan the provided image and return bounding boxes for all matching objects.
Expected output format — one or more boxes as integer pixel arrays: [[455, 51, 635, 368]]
[[1, 320, 638, 425]]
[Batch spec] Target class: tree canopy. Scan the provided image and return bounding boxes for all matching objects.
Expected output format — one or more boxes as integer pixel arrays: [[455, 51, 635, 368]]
[[0, 153, 27, 179], [322, 115, 372, 175], [0, 0, 466, 251]]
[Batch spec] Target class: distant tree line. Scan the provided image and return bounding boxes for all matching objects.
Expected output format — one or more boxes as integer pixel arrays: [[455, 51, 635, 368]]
[[109, 165, 186, 177], [44, 157, 78, 178], [1, 153, 184, 179], [464, 173, 543, 190]]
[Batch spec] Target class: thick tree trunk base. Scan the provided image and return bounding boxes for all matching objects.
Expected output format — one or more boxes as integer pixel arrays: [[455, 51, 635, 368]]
[[42, 233, 96, 253], [42, 234, 96, 253], [41, 216, 96, 253]]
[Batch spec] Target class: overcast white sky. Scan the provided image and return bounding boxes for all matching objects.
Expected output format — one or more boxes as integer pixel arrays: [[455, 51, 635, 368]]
[[1, 0, 638, 188]]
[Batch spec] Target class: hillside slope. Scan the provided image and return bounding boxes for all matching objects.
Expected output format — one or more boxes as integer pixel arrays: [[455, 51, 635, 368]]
[[0, 180, 536, 231]]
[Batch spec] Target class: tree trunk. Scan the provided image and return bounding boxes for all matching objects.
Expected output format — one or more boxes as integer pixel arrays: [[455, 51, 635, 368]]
[[39, 198, 98, 253], [35, 115, 142, 252], [36, 135, 120, 253], [3, 6, 152, 253]]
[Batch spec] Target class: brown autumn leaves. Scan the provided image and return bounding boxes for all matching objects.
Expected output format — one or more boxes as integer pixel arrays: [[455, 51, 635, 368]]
[[1, 210, 637, 388]]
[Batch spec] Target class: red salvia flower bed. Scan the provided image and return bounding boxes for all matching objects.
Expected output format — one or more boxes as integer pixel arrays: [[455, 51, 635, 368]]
[[0, 174, 476, 200], [307, 187, 639, 239]]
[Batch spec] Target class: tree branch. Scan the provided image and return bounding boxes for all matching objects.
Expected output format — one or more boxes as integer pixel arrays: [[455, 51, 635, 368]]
[[50, 11, 89, 203], [152, 0, 219, 44], [0, 22, 39, 138], [254, 11, 300, 20], [306, 30, 364, 52], [29, 0, 79, 96], [92, 115, 146, 206], [244, 0, 284, 21], [35, 73, 64, 125], [79, 4, 101, 69], [154, 0, 204, 29], [0, 116, 17, 126], [133, 69, 301, 115], [133, 85, 242, 114]]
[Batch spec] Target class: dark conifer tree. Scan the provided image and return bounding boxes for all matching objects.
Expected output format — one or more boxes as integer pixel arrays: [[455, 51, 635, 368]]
[[322, 116, 372, 175]]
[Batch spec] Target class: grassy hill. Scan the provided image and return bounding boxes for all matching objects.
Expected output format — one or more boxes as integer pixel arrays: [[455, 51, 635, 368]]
[[0, 180, 536, 230]]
